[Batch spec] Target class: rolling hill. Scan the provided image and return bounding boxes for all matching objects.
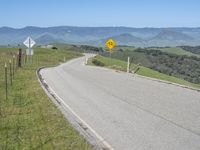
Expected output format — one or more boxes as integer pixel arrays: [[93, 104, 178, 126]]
[[152, 30, 193, 41], [103, 33, 144, 45], [0, 26, 200, 47]]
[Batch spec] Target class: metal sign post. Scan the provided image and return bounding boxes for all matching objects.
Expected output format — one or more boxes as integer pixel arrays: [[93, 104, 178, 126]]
[[105, 38, 116, 59], [23, 36, 36, 63]]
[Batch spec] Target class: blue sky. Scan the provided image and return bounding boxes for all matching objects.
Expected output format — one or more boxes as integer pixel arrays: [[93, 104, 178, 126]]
[[1, 0, 200, 28]]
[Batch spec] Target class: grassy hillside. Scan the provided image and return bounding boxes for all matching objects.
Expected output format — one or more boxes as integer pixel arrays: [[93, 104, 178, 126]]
[[103, 50, 150, 66], [179, 46, 200, 55], [0, 48, 92, 149], [52, 43, 77, 50], [50, 43, 200, 57], [102, 48, 200, 84], [148, 47, 199, 56], [113, 46, 199, 57], [113, 46, 136, 51], [89, 55, 200, 89]]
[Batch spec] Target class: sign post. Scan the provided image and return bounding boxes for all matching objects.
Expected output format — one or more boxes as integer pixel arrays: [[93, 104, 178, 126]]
[[23, 36, 36, 63], [105, 38, 116, 59]]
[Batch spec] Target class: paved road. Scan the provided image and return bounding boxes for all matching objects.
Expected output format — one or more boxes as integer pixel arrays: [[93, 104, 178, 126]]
[[40, 54, 200, 150]]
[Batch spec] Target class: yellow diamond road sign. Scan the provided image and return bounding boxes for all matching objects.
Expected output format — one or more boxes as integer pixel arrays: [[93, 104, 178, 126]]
[[105, 38, 116, 50]]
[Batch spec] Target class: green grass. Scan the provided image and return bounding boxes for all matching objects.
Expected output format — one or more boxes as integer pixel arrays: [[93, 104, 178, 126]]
[[0, 48, 92, 150], [108, 46, 136, 51], [89, 55, 200, 89], [52, 43, 76, 50], [103, 50, 150, 66], [136, 67, 200, 88], [149, 47, 200, 56]]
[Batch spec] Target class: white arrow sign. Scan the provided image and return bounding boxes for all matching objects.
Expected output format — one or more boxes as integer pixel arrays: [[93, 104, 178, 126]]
[[23, 36, 36, 48]]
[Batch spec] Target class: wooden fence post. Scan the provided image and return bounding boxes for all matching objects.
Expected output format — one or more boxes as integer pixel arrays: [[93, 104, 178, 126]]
[[18, 48, 22, 67], [12, 55, 15, 78], [5, 63, 8, 100], [9, 60, 12, 86]]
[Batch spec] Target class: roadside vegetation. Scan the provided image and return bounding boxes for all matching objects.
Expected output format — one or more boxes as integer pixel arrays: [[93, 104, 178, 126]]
[[0, 47, 92, 150], [52, 43, 103, 53], [101, 47, 200, 84], [88, 55, 200, 89], [148, 47, 198, 56]]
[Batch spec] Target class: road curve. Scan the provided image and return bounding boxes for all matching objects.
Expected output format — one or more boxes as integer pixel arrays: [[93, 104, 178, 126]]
[[40, 54, 200, 150]]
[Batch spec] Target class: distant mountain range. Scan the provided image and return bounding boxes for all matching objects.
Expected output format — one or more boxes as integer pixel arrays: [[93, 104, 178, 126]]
[[0, 26, 200, 47]]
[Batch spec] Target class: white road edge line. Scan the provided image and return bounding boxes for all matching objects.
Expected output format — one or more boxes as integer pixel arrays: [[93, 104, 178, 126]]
[[46, 81, 114, 150]]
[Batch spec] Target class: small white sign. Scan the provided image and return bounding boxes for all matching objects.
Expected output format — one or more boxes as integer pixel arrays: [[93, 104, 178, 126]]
[[23, 36, 36, 48], [26, 49, 34, 56]]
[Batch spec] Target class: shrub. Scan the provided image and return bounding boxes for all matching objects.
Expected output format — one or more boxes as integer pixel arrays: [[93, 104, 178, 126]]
[[52, 46, 58, 50], [92, 59, 105, 66]]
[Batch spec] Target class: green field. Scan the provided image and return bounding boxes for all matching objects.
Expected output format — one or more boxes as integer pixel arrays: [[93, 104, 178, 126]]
[[111, 46, 200, 57], [109, 46, 136, 51], [148, 47, 199, 56], [89, 55, 200, 89], [52, 43, 76, 51], [0, 48, 92, 150]]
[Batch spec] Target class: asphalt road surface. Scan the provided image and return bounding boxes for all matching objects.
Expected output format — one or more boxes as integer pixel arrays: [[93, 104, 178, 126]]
[[40, 54, 200, 150]]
